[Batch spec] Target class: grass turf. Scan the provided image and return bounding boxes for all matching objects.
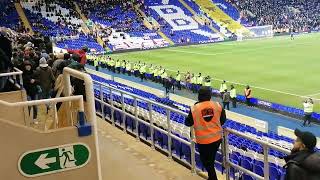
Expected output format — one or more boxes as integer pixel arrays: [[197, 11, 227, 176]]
[[110, 33, 320, 112]]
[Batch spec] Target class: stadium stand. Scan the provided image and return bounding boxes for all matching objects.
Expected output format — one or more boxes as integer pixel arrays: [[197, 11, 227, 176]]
[[90, 72, 317, 179], [0, 1, 24, 31], [2, 1, 320, 179], [229, 0, 320, 33], [143, 0, 224, 44], [76, 0, 170, 51], [21, 0, 104, 52]]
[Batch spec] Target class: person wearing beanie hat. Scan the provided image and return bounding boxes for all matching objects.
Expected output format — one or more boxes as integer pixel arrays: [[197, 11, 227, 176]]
[[284, 129, 320, 180], [185, 86, 226, 180], [35, 57, 55, 113], [39, 57, 48, 68]]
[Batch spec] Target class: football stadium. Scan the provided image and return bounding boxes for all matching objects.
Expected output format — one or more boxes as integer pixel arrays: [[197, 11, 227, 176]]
[[0, 0, 320, 180]]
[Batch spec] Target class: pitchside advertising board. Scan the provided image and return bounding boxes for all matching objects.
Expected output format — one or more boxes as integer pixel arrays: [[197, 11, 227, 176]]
[[18, 143, 91, 177]]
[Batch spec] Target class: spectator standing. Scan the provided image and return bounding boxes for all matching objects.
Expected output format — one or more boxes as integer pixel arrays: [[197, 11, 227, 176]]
[[67, 46, 88, 65], [284, 129, 320, 180], [303, 99, 314, 126], [22, 61, 39, 123], [35, 57, 55, 112], [185, 87, 226, 180], [244, 85, 252, 106]]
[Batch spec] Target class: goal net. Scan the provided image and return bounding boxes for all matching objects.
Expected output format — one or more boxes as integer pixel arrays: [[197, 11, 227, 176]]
[[242, 25, 274, 40]]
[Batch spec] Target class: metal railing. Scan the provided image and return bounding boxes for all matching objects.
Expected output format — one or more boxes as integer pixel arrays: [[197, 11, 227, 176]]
[[223, 128, 291, 180], [93, 79, 292, 180], [93, 80, 197, 173], [0, 67, 23, 89], [0, 67, 102, 180]]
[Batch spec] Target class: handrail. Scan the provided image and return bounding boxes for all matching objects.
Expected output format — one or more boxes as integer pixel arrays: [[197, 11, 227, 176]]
[[0, 95, 84, 110], [0, 67, 23, 87], [94, 78, 293, 180], [93, 80, 189, 116], [93, 80, 197, 173], [62, 68, 102, 180], [223, 128, 291, 180]]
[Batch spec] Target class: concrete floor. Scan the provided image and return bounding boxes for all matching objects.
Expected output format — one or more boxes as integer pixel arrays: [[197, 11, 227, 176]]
[[97, 118, 225, 180]]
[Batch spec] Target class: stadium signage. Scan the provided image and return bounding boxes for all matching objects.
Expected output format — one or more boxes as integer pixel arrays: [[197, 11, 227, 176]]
[[18, 143, 91, 177], [257, 100, 272, 107], [150, 5, 215, 38]]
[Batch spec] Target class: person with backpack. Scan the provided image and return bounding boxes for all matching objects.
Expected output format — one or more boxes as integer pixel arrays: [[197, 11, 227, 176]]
[[284, 129, 320, 180]]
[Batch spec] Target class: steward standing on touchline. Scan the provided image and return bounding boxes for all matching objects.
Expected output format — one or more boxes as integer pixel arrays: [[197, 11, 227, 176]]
[[185, 86, 226, 180]]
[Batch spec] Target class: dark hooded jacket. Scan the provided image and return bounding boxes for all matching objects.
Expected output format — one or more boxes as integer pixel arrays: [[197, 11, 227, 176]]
[[284, 150, 320, 180], [22, 63, 38, 96]]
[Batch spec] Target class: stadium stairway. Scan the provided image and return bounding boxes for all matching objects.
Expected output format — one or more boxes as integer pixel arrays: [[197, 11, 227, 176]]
[[97, 116, 225, 180], [194, 0, 250, 35], [178, 0, 225, 38], [14, 2, 34, 35], [133, 5, 175, 45], [73, 2, 111, 52], [86, 65, 320, 137]]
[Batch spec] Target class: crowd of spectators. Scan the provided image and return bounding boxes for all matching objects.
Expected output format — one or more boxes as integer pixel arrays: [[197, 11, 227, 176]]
[[228, 0, 320, 33], [23, 0, 83, 36], [0, 27, 86, 123], [77, 0, 148, 42]]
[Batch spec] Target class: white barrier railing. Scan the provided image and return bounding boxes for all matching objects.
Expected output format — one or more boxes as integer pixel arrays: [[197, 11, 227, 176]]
[[94, 78, 294, 180], [0, 67, 102, 179], [223, 128, 291, 180], [0, 67, 23, 89], [93, 80, 197, 174]]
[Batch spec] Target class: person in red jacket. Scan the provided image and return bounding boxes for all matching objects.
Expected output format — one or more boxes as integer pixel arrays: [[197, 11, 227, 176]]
[[67, 46, 88, 65]]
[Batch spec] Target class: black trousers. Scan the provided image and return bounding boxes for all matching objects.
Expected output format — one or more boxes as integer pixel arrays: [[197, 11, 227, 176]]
[[176, 81, 181, 90], [198, 140, 222, 180], [246, 97, 252, 106], [231, 97, 237, 108], [95, 66, 99, 71], [303, 113, 312, 126], [140, 73, 145, 81], [223, 102, 230, 110]]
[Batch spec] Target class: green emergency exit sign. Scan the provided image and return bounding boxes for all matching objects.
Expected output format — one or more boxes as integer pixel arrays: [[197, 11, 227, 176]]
[[18, 143, 91, 177]]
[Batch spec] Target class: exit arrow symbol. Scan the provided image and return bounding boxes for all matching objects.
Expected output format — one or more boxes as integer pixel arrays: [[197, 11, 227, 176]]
[[35, 153, 56, 169]]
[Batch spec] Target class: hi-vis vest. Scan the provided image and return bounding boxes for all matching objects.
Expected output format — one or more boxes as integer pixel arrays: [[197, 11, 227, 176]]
[[230, 88, 236, 98], [304, 103, 314, 113], [192, 101, 222, 144], [220, 83, 227, 92], [204, 81, 211, 87]]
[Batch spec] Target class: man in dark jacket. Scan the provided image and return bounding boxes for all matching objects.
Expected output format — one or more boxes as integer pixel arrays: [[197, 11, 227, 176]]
[[34, 57, 55, 112], [23, 61, 39, 123], [284, 129, 320, 180]]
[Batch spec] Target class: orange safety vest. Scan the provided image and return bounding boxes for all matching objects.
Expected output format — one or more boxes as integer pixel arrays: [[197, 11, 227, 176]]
[[191, 101, 223, 144], [244, 88, 252, 98]]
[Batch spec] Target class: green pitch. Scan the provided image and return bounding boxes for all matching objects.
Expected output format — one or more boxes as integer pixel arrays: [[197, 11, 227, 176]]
[[111, 33, 320, 112]]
